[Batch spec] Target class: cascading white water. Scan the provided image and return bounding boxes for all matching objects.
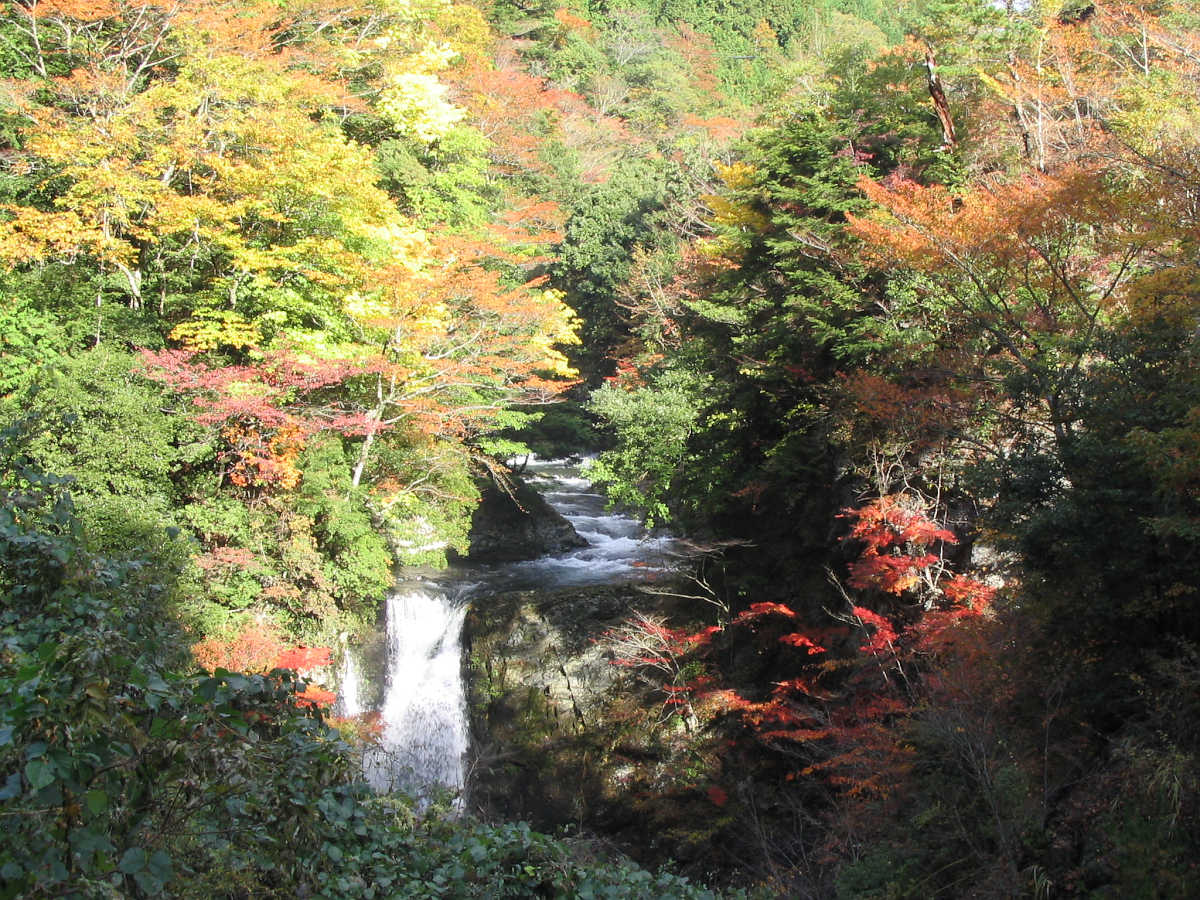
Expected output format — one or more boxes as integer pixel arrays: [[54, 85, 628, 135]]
[[338, 651, 363, 718], [355, 456, 680, 799], [476, 457, 680, 590], [365, 586, 469, 796]]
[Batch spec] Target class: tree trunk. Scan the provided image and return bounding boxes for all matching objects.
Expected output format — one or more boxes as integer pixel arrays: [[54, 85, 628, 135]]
[[926, 48, 957, 149], [350, 413, 379, 489]]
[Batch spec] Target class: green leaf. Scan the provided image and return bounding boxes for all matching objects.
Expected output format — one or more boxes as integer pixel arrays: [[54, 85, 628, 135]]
[[0, 772, 21, 800], [118, 847, 147, 874], [85, 789, 108, 815], [149, 717, 179, 739], [70, 826, 115, 865], [1, 861, 23, 881], [147, 851, 172, 881], [134, 869, 164, 894], [24, 758, 53, 791], [224, 674, 249, 692], [195, 678, 219, 702]]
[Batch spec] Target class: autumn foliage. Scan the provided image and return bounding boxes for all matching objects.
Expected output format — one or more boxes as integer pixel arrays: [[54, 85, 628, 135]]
[[192, 622, 337, 708], [5, 0, 1200, 892]]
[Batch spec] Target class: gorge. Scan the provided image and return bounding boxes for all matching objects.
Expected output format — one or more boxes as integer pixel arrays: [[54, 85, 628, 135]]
[[341, 457, 684, 806], [4, 0, 1200, 895]]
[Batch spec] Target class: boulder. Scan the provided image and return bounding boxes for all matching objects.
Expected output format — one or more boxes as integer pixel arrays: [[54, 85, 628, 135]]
[[462, 473, 586, 562]]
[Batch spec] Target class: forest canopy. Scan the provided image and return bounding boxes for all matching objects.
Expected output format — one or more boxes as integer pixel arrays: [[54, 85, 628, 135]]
[[3, 0, 1200, 896]]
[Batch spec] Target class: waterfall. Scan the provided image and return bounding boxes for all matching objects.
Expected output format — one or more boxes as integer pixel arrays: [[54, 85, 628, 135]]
[[338, 650, 364, 718], [352, 456, 680, 800], [365, 586, 469, 797]]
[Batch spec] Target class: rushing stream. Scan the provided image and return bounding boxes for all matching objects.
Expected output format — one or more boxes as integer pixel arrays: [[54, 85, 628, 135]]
[[338, 456, 680, 799]]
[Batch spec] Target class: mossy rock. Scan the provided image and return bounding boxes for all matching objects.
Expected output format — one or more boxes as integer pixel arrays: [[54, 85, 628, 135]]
[[460, 474, 586, 562], [462, 581, 733, 870]]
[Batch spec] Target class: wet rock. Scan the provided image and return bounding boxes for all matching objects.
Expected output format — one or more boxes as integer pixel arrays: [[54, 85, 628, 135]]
[[463, 584, 639, 824], [463, 584, 635, 751], [461, 474, 587, 562], [462, 580, 723, 868]]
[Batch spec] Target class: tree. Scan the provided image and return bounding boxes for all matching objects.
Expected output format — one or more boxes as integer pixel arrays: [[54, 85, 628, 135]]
[[587, 368, 701, 526], [849, 166, 1152, 451]]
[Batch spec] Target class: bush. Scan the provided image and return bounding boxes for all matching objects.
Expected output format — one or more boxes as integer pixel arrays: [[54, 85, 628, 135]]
[[0, 426, 734, 898]]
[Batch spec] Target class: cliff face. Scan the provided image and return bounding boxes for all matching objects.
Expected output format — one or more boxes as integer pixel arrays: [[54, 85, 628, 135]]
[[462, 582, 733, 870], [462, 475, 587, 562], [463, 584, 630, 822]]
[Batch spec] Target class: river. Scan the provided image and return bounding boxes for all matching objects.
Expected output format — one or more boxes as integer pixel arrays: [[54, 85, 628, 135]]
[[337, 456, 681, 799]]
